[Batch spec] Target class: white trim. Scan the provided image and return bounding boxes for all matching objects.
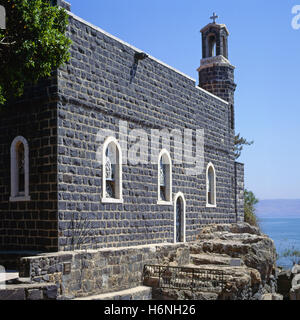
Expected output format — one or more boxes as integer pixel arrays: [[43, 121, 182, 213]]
[[67, 12, 229, 106], [195, 84, 229, 105], [157, 149, 172, 204], [68, 12, 194, 82], [173, 192, 186, 243], [157, 200, 173, 206], [206, 162, 217, 208], [9, 196, 31, 202], [101, 136, 123, 204], [101, 198, 124, 204], [10, 136, 31, 202]]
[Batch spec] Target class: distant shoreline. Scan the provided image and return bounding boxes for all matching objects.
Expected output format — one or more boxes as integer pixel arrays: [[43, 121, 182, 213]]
[[258, 216, 300, 219], [255, 199, 300, 218]]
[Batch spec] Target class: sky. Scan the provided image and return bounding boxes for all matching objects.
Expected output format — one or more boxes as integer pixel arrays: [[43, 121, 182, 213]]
[[69, 0, 300, 200]]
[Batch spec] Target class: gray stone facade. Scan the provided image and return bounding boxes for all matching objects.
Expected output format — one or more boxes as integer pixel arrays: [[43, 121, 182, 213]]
[[0, 75, 59, 252], [0, 2, 244, 253], [19, 243, 190, 298]]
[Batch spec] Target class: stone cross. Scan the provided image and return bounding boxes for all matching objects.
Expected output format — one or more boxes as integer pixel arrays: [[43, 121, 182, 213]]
[[210, 12, 218, 24]]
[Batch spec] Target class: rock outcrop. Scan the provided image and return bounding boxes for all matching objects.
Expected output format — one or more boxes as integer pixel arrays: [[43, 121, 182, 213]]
[[190, 223, 278, 300], [195, 223, 277, 278], [146, 223, 280, 300], [290, 264, 300, 300], [277, 269, 292, 299]]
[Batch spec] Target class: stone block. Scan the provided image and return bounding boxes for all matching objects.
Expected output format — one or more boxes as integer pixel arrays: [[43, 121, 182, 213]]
[[0, 288, 25, 300], [290, 284, 300, 301], [292, 264, 300, 275], [44, 285, 58, 300], [292, 274, 300, 287], [27, 289, 43, 300]]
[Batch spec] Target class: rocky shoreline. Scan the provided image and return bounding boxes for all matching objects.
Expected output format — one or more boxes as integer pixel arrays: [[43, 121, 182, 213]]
[[277, 264, 300, 300]]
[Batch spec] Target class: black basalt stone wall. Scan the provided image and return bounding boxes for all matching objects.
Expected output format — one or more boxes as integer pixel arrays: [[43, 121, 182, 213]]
[[235, 162, 245, 223], [0, 11, 244, 253], [0, 76, 59, 252], [55, 14, 241, 251], [198, 65, 236, 104]]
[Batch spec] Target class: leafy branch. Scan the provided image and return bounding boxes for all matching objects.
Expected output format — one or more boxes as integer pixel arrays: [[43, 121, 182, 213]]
[[0, 0, 71, 105], [234, 133, 254, 160]]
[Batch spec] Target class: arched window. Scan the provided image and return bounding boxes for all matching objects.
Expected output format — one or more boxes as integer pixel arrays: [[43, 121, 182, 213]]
[[222, 36, 228, 59], [230, 105, 235, 130], [10, 136, 30, 202], [206, 162, 216, 207], [102, 137, 123, 203], [157, 149, 172, 205], [174, 192, 186, 243], [208, 34, 216, 57]]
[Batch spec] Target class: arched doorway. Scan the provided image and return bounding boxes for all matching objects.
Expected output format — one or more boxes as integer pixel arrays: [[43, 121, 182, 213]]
[[174, 193, 186, 243]]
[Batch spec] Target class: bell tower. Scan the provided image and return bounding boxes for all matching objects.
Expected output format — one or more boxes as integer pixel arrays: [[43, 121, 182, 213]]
[[197, 13, 236, 105], [198, 14, 241, 222]]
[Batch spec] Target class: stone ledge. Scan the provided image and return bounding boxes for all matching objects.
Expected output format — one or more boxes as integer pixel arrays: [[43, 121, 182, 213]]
[[74, 286, 152, 300], [0, 282, 57, 300]]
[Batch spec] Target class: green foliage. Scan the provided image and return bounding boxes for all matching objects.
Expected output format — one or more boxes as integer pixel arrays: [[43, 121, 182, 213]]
[[0, 0, 71, 105], [234, 133, 254, 160], [244, 189, 260, 228]]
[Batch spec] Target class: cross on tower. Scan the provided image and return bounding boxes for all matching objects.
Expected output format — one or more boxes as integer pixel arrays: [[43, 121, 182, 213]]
[[210, 12, 219, 24]]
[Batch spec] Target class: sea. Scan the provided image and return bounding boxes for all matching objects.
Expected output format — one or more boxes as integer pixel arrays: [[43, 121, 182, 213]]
[[259, 217, 300, 270]]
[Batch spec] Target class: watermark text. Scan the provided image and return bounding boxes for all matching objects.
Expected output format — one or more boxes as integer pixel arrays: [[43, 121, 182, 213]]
[[292, 5, 300, 30], [96, 120, 205, 176]]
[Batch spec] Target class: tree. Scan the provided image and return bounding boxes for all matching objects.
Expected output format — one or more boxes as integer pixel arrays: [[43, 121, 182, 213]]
[[244, 189, 259, 228], [234, 133, 254, 160], [0, 0, 71, 105]]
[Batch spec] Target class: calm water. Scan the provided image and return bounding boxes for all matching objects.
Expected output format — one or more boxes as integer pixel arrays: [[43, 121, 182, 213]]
[[259, 217, 300, 269]]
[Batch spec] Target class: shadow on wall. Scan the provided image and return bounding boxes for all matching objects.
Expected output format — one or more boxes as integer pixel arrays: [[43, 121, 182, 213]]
[[130, 52, 148, 84]]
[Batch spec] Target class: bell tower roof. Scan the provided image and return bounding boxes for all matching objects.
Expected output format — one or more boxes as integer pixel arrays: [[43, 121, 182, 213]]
[[197, 14, 236, 103], [200, 22, 230, 36], [199, 14, 230, 60]]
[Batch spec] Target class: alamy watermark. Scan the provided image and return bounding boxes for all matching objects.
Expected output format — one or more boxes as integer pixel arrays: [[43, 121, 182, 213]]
[[96, 120, 205, 176], [292, 5, 300, 30]]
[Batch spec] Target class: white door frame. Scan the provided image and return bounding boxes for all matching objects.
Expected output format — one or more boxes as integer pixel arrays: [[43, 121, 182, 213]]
[[173, 192, 186, 243]]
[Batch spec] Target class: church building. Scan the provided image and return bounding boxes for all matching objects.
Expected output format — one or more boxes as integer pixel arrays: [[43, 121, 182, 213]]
[[0, 1, 244, 254]]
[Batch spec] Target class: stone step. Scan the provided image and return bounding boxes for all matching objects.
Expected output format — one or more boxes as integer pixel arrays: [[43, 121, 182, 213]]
[[261, 293, 283, 300], [198, 239, 252, 257], [74, 286, 152, 301], [190, 253, 233, 266], [0, 283, 58, 300]]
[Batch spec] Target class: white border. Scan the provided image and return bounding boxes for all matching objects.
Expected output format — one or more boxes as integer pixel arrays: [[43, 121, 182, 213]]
[[173, 192, 186, 243], [206, 162, 217, 208], [101, 136, 123, 204], [10, 136, 31, 202]]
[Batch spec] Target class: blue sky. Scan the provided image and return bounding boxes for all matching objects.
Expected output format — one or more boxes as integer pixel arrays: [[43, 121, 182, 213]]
[[69, 0, 300, 200]]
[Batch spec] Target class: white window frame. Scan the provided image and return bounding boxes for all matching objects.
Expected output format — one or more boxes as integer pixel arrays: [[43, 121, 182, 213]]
[[206, 162, 217, 208], [0, 5, 6, 30], [173, 192, 186, 243], [157, 149, 172, 206], [10, 136, 31, 202], [101, 136, 123, 204]]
